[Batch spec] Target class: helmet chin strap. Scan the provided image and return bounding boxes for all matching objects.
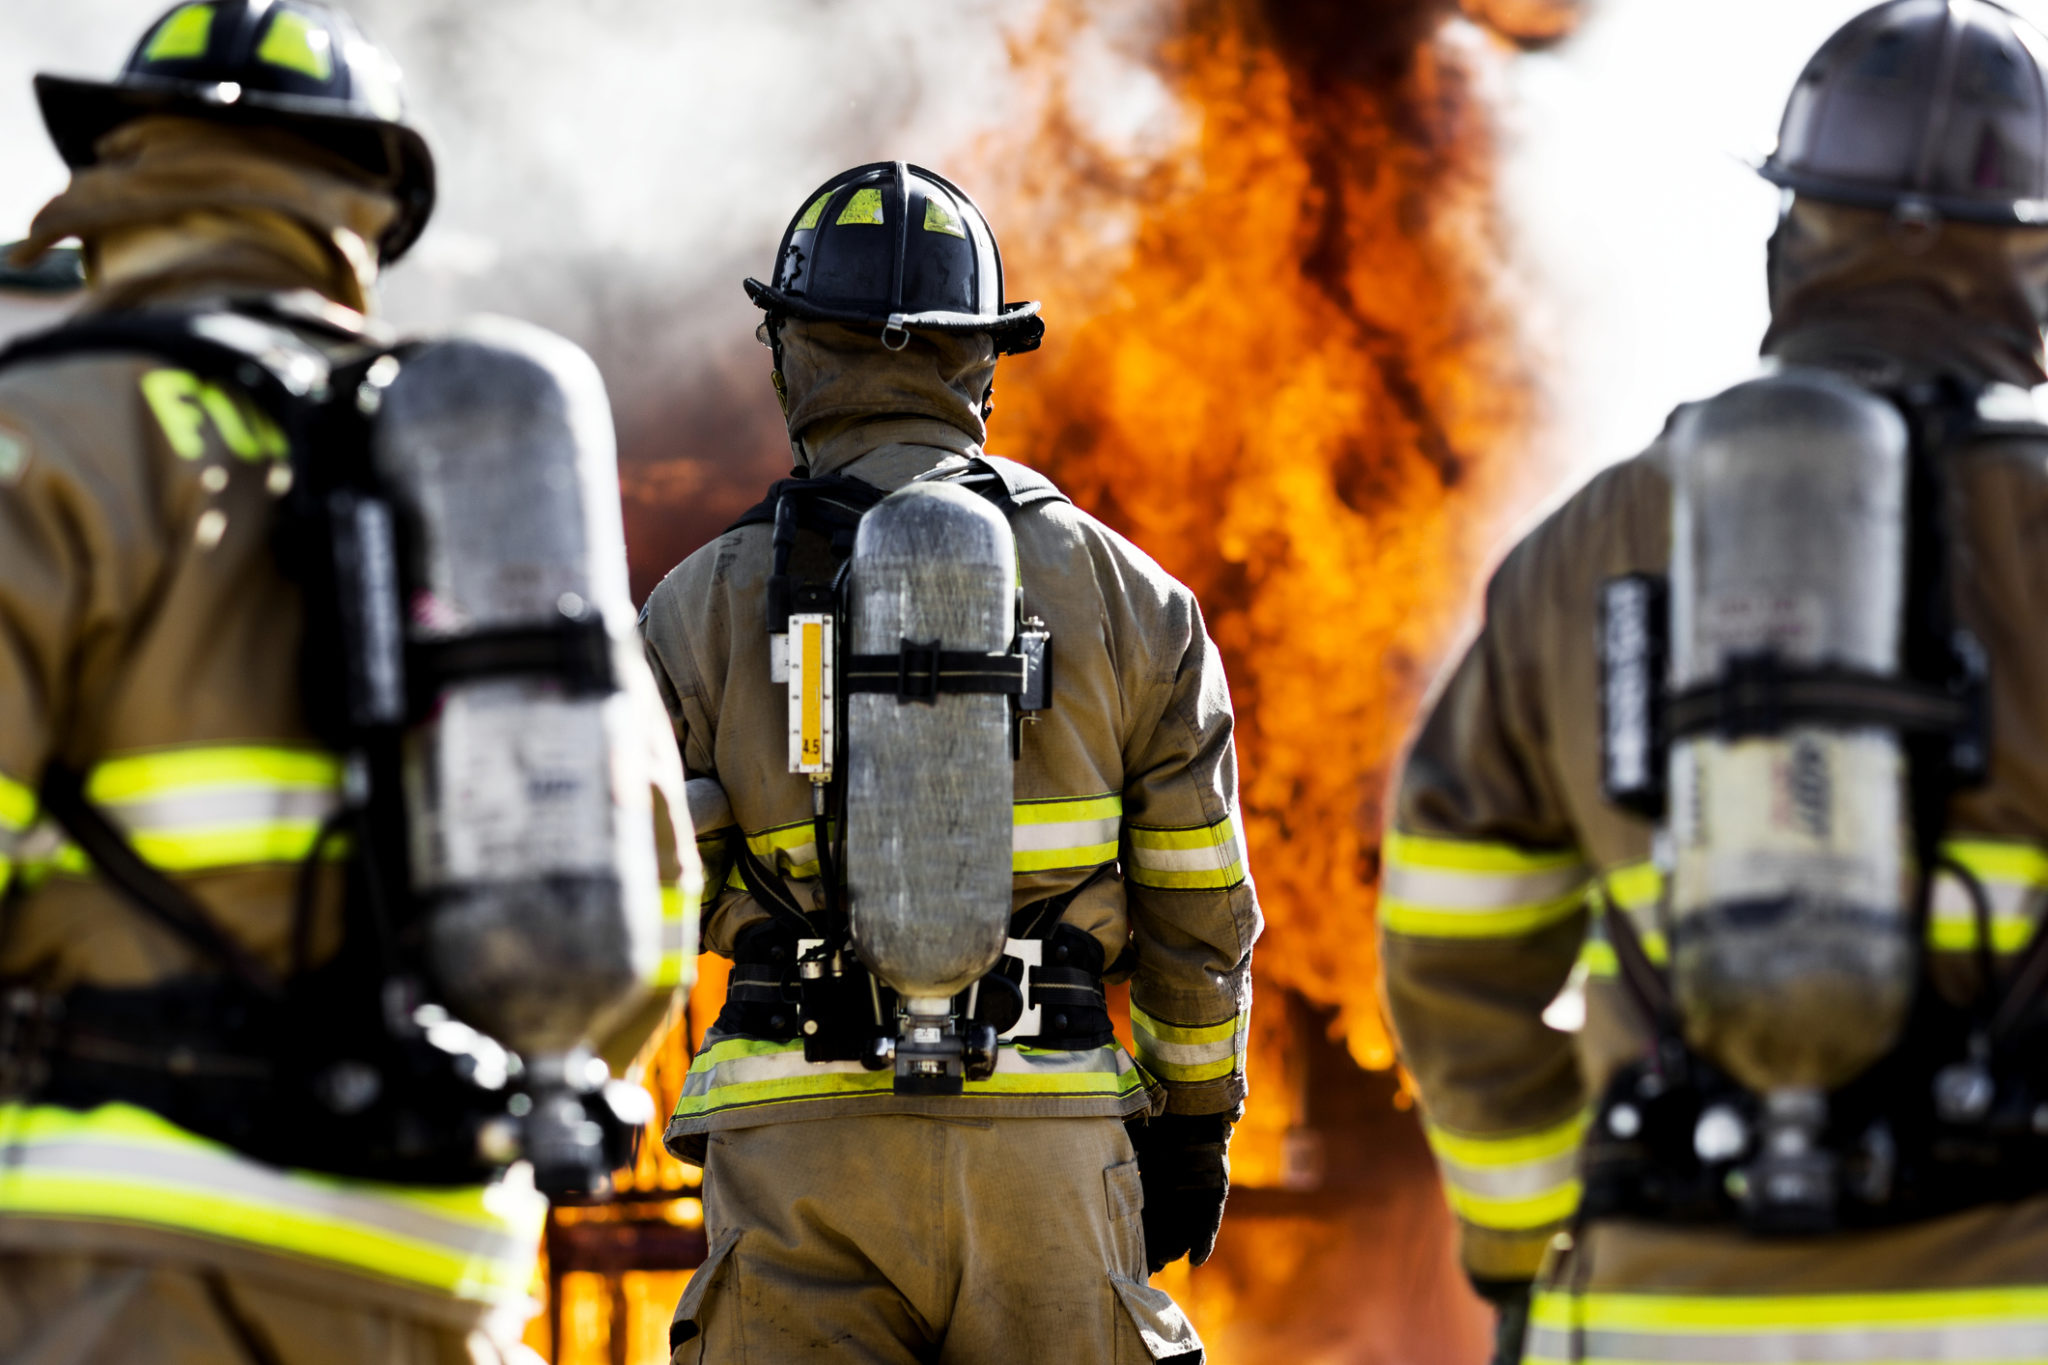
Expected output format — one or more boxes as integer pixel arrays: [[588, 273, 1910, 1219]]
[[763, 314, 791, 418]]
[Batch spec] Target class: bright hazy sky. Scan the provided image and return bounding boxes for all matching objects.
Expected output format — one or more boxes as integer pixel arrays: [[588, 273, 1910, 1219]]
[[1506, 0, 2048, 473], [3, 0, 2043, 481]]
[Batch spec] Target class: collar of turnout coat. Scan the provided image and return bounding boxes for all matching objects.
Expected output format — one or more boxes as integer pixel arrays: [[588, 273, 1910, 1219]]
[[779, 316, 997, 463], [1765, 197, 2048, 390], [16, 114, 395, 315]]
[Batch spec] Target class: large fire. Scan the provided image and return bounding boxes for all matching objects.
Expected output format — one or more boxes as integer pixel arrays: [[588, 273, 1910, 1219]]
[[544, 0, 1580, 1359]]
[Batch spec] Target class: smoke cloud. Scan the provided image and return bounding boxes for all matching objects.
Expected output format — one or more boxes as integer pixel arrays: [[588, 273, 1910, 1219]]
[[0, 0, 1049, 593]]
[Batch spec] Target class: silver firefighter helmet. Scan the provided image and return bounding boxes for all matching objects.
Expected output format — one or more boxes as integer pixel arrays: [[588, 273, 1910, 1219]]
[[1760, 0, 2048, 224]]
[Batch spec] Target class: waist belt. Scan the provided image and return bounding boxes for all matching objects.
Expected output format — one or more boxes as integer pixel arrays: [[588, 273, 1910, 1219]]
[[1578, 1006, 2048, 1235], [717, 918, 1116, 1056], [0, 972, 511, 1186]]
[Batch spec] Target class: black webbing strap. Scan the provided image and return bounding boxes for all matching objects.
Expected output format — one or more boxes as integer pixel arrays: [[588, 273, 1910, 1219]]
[[1666, 663, 1968, 742], [731, 836, 832, 943], [37, 764, 282, 998], [844, 640, 1026, 701], [411, 619, 616, 698], [1010, 862, 1117, 941], [0, 310, 337, 451], [1599, 892, 1676, 1036], [726, 474, 887, 536]]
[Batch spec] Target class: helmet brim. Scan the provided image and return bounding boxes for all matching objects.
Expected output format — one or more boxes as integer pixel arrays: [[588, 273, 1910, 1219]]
[[745, 278, 1044, 355], [1755, 154, 2048, 226], [35, 72, 437, 262]]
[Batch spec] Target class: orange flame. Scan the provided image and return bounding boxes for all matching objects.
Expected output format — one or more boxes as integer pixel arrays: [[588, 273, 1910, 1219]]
[[974, 0, 1572, 1071], [542, 1, 1579, 1358]]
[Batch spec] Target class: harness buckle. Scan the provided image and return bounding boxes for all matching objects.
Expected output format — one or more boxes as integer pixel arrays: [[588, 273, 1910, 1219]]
[[0, 985, 60, 1100], [897, 638, 942, 704], [998, 937, 1044, 1040]]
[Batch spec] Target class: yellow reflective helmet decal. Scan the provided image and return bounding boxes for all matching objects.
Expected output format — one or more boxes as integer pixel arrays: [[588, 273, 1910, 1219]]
[[144, 4, 216, 62], [793, 190, 835, 232], [257, 8, 335, 82], [923, 198, 968, 239], [836, 188, 886, 226]]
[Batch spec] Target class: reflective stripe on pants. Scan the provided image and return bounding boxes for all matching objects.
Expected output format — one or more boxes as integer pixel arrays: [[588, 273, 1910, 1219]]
[[1528, 1287, 2048, 1364]]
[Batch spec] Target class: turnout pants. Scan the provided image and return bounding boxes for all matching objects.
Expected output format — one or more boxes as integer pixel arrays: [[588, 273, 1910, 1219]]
[[0, 1253, 529, 1365], [671, 1115, 1202, 1364]]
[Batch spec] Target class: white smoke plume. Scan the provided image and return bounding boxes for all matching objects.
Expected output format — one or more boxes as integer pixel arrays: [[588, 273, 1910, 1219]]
[[0, 0, 1051, 588]]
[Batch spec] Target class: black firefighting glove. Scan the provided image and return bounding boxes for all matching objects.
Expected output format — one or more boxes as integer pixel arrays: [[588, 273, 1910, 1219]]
[[1126, 1112, 1232, 1273], [1471, 1278, 1533, 1365]]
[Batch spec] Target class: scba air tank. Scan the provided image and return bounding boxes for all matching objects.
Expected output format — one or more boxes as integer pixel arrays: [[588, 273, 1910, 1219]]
[[1667, 368, 1917, 1097], [371, 317, 659, 1067], [845, 482, 1017, 1006]]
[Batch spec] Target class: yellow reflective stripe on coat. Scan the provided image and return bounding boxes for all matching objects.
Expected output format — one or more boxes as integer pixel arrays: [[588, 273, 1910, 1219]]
[[745, 820, 821, 881], [1127, 812, 1247, 891], [1013, 794, 1121, 874], [1380, 831, 1591, 939], [0, 1102, 544, 1303], [1580, 862, 1668, 980], [1932, 838, 2048, 953], [1577, 921, 1670, 981], [1575, 840, 2048, 967], [0, 770, 35, 898], [1526, 1285, 2048, 1365], [656, 884, 697, 989], [0, 771, 35, 832], [1423, 1111, 1587, 1232], [694, 832, 735, 909], [1129, 1002, 1247, 1084], [47, 745, 346, 874], [672, 1036, 1143, 1120], [743, 797, 1124, 883]]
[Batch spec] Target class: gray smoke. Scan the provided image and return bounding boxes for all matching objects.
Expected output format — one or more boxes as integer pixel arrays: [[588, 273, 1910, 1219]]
[[0, 0, 1046, 591]]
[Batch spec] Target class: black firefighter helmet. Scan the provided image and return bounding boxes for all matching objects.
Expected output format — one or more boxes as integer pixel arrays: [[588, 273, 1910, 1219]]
[[746, 161, 1044, 355], [1759, 0, 2048, 225], [35, 0, 436, 262]]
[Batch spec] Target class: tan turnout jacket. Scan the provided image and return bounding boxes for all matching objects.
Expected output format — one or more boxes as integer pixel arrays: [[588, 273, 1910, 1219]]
[[1384, 295, 2048, 1362], [644, 322, 1260, 1152], [0, 171, 693, 1327]]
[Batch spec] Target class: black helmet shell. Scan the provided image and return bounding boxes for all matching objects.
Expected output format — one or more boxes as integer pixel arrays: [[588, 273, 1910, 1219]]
[[35, 0, 435, 261], [1760, 0, 2048, 224], [745, 161, 1043, 355]]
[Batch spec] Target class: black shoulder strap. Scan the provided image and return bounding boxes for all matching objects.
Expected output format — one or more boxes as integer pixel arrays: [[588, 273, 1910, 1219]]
[[727, 455, 1070, 540], [726, 474, 888, 537], [920, 453, 1072, 515], [0, 308, 340, 429]]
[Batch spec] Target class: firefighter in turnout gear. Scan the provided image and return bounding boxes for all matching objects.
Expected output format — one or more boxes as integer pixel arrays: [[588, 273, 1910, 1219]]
[[640, 162, 1258, 1362], [0, 3, 698, 1360], [1382, 3, 2048, 1362]]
